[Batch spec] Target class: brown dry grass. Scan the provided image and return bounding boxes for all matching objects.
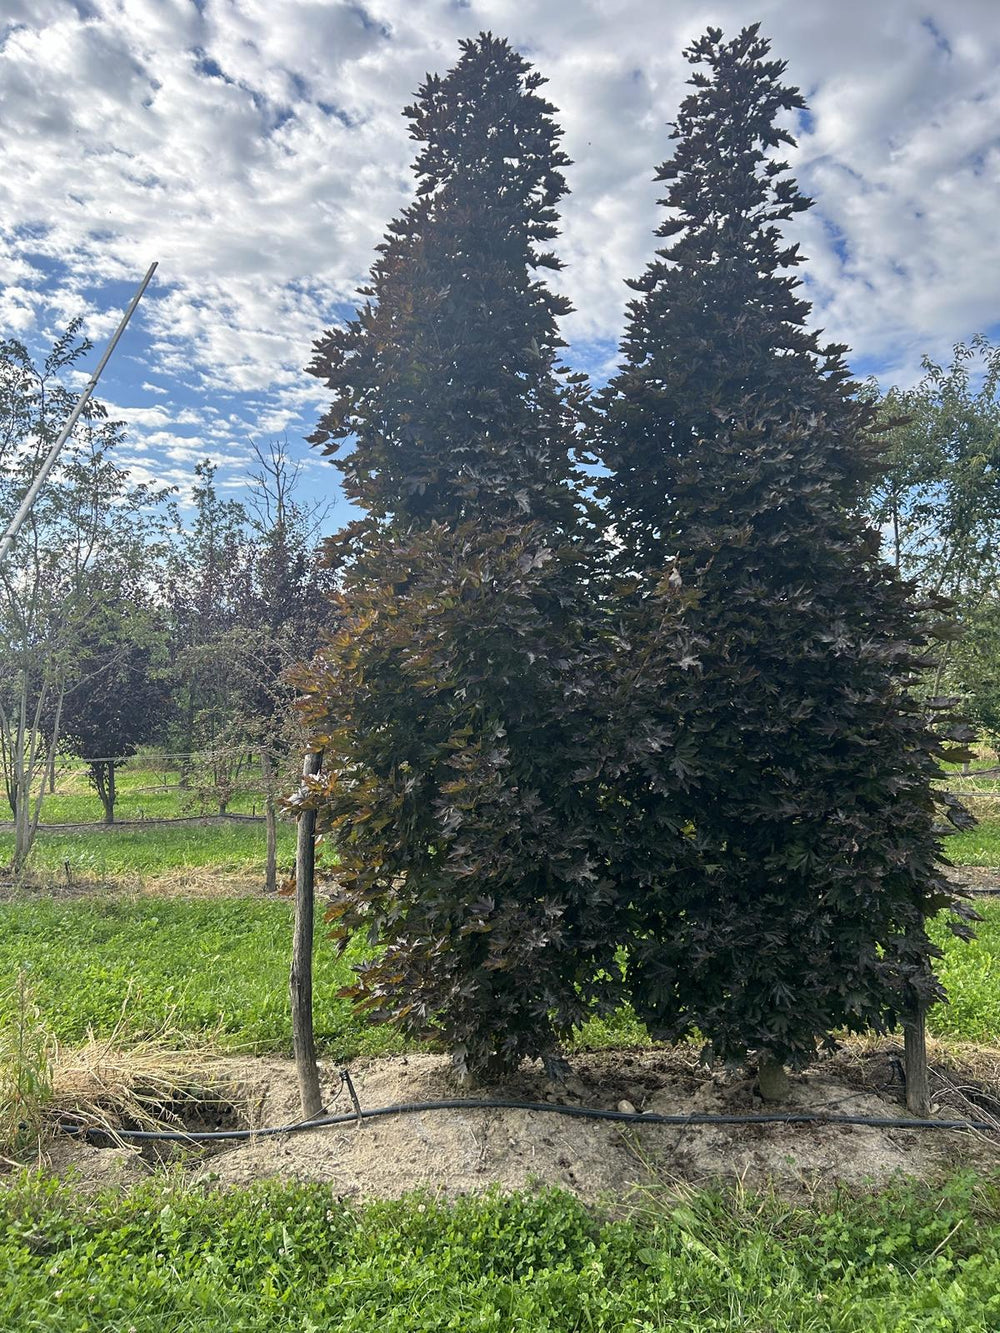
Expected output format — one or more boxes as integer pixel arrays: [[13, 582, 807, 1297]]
[[49, 1032, 242, 1143], [0, 865, 267, 903], [2, 982, 249, 1156], [134, 867, 266, 899]]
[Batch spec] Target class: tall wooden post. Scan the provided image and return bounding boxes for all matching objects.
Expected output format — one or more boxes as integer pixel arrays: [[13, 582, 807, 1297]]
[[291, 750, 324, 1120], [903, 1006, 931, 1118]]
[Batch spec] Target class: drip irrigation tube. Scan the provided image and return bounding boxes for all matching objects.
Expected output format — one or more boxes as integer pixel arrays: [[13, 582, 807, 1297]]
[[59, 1098, 999, 1145]]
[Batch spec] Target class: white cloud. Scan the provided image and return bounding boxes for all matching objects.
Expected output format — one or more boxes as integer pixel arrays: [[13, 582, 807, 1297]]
[[1, 0, 998, 502]]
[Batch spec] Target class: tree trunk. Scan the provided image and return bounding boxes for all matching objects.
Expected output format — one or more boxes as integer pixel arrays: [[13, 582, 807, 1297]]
[[179, 691, 195, 789], [13, 781, 30, 872], [11, 671, 31, 871], [261, 750, 278, 894], [756, 1053, 791, 1102], [90, 760, 117, 824], [91, 760, 117, 824], [291, 749, 324, 1120], [217, 754, 230, 815], [903, 1007, 931, 1117]]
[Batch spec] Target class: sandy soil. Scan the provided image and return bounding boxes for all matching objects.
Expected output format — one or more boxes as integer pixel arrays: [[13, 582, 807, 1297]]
[[33, 1045, 997, 1203]]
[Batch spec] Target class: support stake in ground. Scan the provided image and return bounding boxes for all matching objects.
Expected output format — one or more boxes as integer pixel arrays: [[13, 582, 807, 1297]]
[[291, 749, 324, 1120]]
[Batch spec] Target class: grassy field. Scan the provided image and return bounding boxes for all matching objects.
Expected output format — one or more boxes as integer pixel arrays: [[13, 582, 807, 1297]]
[[0, 896, 398, 1059], [931, 904, 1000, 1042], [1, 785, 998, 1329], [0, 753, 300, 882], [0, 894, 997, 1057], [19, 756, 268, 824], [947, 818, 1000, 869], [0, 821, 297, 881], [0, 895, 648, 1058], [3, 1171, 1000, 1331]]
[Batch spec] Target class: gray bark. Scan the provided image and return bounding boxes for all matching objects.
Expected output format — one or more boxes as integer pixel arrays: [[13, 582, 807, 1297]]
[[903, 1007, 931, 1117], [756, 1054, 791, 1102]]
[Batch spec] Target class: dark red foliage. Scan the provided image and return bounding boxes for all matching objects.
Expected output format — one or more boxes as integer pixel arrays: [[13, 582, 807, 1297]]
[[298, 524, 633, 1079], [307, 32, 587, 535], [598, 25, 974, 1067], [300, 35, 618, 1078]]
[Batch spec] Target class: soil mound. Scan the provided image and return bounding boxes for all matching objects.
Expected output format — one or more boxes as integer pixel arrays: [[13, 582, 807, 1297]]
[[191, 1047, 993, 1202]]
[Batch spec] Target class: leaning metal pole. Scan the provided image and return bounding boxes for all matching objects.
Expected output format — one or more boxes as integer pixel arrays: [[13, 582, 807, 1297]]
[[0, 260, 158, 567]]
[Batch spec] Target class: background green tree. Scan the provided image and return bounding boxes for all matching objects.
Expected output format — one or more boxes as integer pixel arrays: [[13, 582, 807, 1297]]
[[0, 324, 162, 866], [871, 337, 1000, 599], [53, 595, 171, 823], [868, 337, 1000, 728], [231, 439, 333, 890], [162, 461, 250, 807]]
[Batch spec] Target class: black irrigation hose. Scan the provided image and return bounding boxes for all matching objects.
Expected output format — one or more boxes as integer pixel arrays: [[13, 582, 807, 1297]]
[[58, 1099, 1000, 1145]]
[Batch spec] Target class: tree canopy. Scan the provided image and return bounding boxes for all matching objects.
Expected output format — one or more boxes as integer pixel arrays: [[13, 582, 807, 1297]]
[[301, 33, 622, 1080], [598, 23, 970, 1068]]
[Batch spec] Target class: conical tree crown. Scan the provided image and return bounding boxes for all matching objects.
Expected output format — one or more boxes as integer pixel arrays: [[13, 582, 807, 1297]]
[[601, 25, 970, 1068], [299, 35, 626, 1080], [601, 23, 875, 567], [308, 32, 584, 533]]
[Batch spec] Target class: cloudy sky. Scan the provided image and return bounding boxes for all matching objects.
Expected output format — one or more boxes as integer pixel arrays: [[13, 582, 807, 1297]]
[[2, 0, 998, 526]]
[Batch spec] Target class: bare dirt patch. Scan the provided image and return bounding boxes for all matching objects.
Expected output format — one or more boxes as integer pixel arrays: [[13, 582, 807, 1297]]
[[0, 867, 271, 902], [31, 1044, 997, 1202], [946, 864, 1000, 895]]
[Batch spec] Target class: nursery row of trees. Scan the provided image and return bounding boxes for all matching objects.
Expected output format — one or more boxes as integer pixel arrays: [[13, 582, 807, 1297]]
[[297, 27, 978, 1086], [0, 328, 332, 870]]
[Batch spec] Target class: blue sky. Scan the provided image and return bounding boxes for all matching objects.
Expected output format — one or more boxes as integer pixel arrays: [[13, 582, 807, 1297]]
[[1, 0, 998, 531]]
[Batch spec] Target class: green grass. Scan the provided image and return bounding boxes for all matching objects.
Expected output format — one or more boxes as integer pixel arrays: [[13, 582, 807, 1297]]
[[2, 752, 300, 881], [22, 758, 268, 824], [0, 895, 640, 1057], [36, 781, 259, 823], [0, 896, 998, 1059], [2, 1172, 1000, 1331], [0, 896, 399, 1059], [948, 816, 1000, 868], [0, 822, 297, 879], [930, 902, 1000, 1043]]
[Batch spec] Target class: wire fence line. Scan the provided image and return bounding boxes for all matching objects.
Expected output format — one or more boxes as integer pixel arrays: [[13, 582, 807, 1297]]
[[0, 813, 269, 832], [0, 749, 293, 830], [44, 750, 269, 770]]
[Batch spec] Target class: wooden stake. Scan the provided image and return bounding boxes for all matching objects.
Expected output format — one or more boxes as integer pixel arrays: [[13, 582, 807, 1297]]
[[903, 1006, 931, 1118], [291, 749, 324, 1120]]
